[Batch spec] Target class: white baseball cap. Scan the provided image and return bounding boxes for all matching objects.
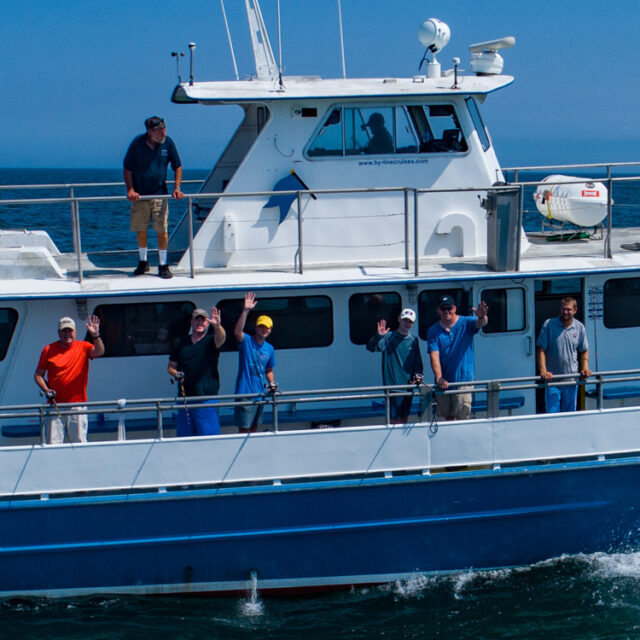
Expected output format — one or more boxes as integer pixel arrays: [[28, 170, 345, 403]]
[[399, 308, 416, 322]]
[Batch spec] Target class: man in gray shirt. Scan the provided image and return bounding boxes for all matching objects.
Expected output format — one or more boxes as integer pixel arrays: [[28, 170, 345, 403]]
[[536, 297, 592, 413]]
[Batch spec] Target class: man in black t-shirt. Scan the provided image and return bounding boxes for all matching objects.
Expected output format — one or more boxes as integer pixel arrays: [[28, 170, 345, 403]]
[[168, 307, 226, 436], [123, 116, 183, 279]]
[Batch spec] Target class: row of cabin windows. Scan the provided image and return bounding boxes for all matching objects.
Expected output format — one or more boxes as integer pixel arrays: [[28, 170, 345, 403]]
[[0, 278, 635, 361], [306, 104, 468, 158]]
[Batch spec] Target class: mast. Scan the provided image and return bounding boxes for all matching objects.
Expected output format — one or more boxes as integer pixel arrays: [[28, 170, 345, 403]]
[[244, 0, 278, 82]]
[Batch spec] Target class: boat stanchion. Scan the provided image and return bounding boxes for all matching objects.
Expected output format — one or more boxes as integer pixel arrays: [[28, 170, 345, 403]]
[[116, 398, 127, 441], [486, 380, 500, 418]]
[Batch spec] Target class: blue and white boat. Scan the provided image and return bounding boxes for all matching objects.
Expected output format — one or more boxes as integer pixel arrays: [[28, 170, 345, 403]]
[[1, 0, 640, 597]]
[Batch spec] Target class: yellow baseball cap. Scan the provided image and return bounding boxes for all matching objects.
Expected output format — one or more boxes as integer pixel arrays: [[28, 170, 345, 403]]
[[256, 315, 273, 329]]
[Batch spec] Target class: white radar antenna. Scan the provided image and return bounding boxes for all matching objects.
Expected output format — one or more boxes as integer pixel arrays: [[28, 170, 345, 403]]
[[418, 18, 450, 78]]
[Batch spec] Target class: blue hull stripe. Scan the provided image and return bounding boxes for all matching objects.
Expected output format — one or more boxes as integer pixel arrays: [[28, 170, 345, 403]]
[[0, 499, 607, 555]]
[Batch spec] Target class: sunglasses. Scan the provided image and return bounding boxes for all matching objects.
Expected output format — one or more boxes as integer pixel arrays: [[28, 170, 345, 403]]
[[439, 305, 453, 311]]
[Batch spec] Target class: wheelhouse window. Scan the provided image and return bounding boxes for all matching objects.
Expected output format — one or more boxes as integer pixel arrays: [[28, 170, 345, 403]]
[[348, 292, 402, 345], [217, 295, 333, 350], [307, 103, 466, 158], [465, 97, 491, 151], [418, 289, 470, 340], [480, 287, 526, 333], [604, 278, 640, 328], [0, 308, 18, 361], [92, 301, 195, 357]]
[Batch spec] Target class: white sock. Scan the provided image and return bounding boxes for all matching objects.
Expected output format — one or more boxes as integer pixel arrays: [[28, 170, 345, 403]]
[[159, 250, 167, 266], [139, 247, 148, 262]]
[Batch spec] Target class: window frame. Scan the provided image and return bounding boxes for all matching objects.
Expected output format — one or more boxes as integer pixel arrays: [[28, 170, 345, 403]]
[[479, 286, 527, 335], [216, 294, 334, 351], [305, 102, 468, 160]]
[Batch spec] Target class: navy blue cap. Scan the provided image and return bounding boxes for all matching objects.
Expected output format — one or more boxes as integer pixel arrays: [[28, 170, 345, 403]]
[[437, 295, 455, 308]]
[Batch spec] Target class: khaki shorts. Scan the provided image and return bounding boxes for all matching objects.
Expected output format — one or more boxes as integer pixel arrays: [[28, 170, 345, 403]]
[[130, 199, 168, 233], [435, 385, 472, 420], [47, 406, 88, 444]]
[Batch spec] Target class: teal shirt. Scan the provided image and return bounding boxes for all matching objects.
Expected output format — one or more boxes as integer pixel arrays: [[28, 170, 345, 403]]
[[366, 331, 423, 385]]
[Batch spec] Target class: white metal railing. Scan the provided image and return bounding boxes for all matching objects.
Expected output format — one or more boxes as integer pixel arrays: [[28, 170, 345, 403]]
[[2, 368, 639, 446], [1, 163, 640, 280]]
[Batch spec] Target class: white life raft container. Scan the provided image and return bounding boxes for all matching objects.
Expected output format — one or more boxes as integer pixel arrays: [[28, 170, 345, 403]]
[[534, 175, 609, 226]]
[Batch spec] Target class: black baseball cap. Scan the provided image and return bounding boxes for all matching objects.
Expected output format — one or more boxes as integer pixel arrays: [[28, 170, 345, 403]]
[[145, 116, 165, 130], [437, 295, 455, 308]]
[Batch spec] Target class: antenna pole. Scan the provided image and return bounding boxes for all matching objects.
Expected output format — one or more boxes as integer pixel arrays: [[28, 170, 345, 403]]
[[220, 0, 239, 80], [277, 0, 284, 88], [337, 0, 346, 78]]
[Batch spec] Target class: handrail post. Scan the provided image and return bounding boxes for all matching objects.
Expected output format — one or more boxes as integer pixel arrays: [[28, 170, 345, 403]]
[[69, 186, 77, 255], [187, 196, 195, 278], [272, 392, 279, 432], [384, 388, 391, 425], [72, 193, 83, 284], [39, 407, 46, 445], [605, 167, 613, 259], [404, 188, 410, 271], [156, 402, 164, 438], [486, 381, 500, 418], [413, 189, 419, 277], [596, 374, 604, 410], [515, 184, 524, 271], [297, 191, 304, 274]]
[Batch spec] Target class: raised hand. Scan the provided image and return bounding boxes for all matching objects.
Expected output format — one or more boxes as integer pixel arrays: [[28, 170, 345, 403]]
[[85, 315, 100, 337], [472, 301, 489, 318], [244, 291, 258, 311], [210, 306, 221, 326], [377, 319, 390, 336]]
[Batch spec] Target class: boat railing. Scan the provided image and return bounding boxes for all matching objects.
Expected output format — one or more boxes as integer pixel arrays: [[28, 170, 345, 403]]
[[2, 368, 640, 446], [1, 162, 639, 280]]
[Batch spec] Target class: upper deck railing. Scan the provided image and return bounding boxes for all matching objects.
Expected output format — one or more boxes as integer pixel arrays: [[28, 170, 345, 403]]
[[1, 162, 639, 281], [2, 368, 639, 446]]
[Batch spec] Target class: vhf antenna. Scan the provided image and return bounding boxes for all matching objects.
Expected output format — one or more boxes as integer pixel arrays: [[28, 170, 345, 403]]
[[188, 42, 196, 85], [171, 51, 185, 83]]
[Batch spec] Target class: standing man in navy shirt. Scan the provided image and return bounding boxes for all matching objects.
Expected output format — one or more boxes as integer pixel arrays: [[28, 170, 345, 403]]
[[123, 116, 183, 279], [536, 297, 591, 413], [427, 295, 488, 420]]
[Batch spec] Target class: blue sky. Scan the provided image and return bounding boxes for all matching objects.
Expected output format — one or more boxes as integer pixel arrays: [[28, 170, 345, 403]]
[[1, 0, 638, 169]]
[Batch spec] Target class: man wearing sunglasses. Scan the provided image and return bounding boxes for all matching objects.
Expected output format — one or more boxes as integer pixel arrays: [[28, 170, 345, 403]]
[[427, 295, 489, 420]]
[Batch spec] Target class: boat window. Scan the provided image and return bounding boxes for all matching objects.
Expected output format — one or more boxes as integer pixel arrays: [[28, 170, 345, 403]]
[[345, 107, 395, 155], [395, 106, 419, 154], [0, 308, 18, 361], [307, 109, 343, 157], [603, 278, 640, 328], [216, 295, 333, 350], [91, 302, 194, 357], [465, 97, 491, 151], [407, 104, 468, 153], [480, 288, 526, 333], [307, 106, 423, 158], [348, 292, 402, 345], [418, 289, 471, 340]]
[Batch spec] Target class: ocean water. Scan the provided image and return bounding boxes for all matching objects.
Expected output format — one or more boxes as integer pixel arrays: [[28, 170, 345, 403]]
[[3, 553, 640, 639], [2, 167, 640, 637]]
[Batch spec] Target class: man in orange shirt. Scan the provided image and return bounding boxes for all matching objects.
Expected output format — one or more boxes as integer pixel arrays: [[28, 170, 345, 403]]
[[34, 315, 105, 443]]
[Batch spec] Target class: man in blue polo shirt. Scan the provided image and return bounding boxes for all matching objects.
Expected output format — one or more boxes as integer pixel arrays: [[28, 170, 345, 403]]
[[123, 116, 183, 279], [427, 295, 488, 420]]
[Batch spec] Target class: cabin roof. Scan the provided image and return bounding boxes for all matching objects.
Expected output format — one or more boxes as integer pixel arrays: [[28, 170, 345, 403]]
[[172, 74, 514, 104]]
